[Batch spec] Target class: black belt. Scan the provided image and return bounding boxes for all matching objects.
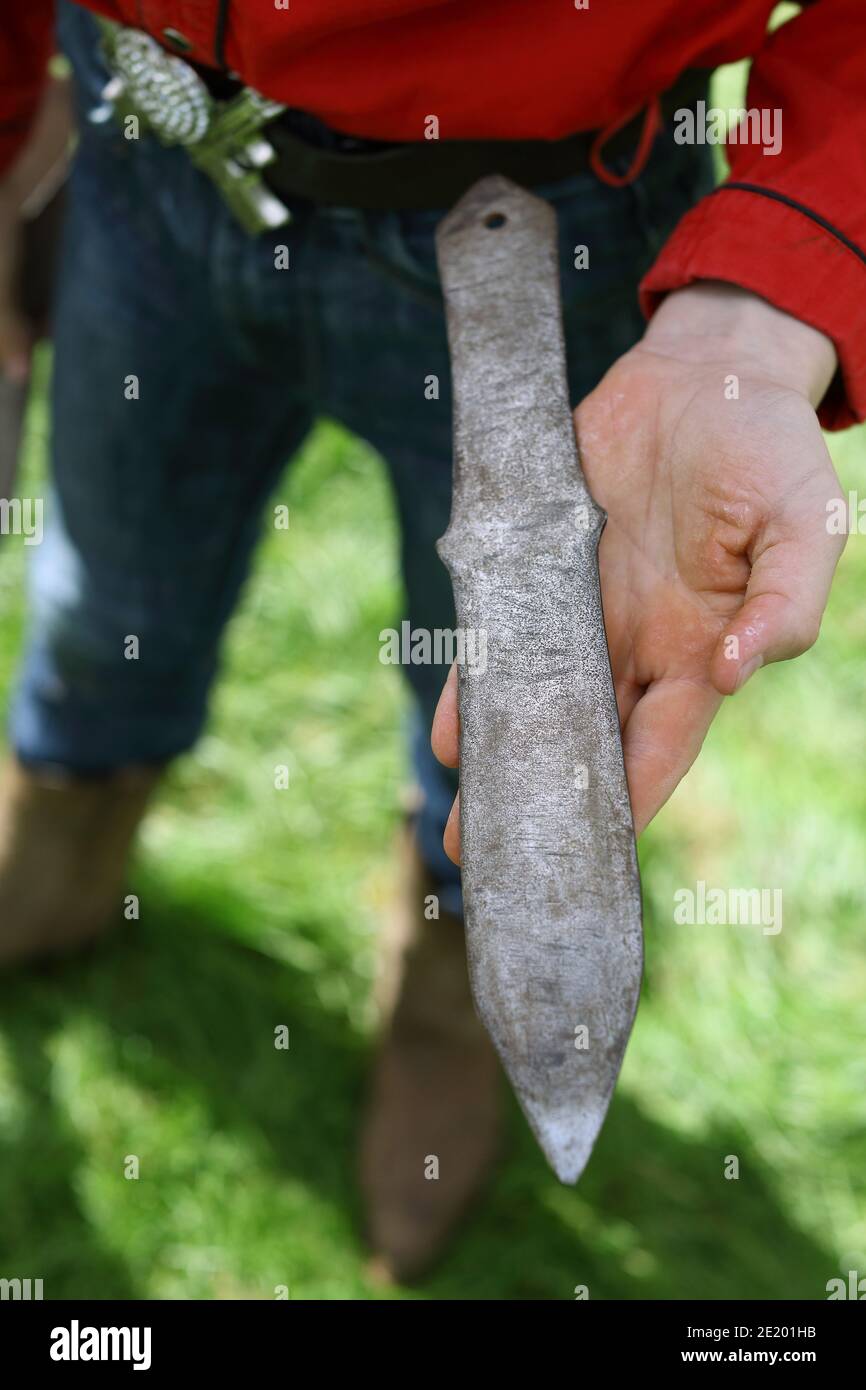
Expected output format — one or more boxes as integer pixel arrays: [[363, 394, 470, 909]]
[[203, 66, 710, 213]]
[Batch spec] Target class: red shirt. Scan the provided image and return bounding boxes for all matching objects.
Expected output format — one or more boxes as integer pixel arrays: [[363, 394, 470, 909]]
[[3, 0, 866, 428]]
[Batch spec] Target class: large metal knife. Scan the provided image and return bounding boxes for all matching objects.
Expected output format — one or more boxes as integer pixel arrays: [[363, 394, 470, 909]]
[[435, 176, 643, 1184]]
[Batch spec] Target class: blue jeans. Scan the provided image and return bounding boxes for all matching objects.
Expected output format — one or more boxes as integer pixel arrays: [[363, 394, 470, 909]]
[[10, 4, 714, 912]]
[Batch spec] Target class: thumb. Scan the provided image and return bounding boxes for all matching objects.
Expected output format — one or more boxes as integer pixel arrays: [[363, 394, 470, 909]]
[[711, 501, 845, 696]]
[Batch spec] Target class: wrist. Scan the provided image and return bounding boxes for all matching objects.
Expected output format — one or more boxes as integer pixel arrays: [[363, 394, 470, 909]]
[[643, 280, 838, 410]]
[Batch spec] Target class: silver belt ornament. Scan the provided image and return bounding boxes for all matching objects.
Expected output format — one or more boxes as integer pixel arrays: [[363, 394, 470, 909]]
[[94, 21, 291, 234], [435, 176, 644, 1184]]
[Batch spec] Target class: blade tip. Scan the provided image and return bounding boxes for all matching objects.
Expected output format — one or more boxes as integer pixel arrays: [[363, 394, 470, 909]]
[[551, 1158, 586, 1186], [532, 1112, 604, 1186]]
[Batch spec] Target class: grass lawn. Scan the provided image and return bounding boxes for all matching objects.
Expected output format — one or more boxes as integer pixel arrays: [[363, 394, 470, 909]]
[[1, 33, 864, 1295]]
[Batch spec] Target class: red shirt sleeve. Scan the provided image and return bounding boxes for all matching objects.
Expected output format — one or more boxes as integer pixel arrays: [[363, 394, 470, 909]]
[[640, 0, 866, 430], [0, 1, 56, 179]]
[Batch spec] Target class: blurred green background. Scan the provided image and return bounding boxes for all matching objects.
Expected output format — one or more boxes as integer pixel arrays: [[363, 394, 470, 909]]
[[1, 32, 864, 1300], [2, 379, 864, 1302]]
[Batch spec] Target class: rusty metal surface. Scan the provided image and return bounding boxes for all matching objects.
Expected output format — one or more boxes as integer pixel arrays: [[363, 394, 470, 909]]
[[435, 176, 643, 1184]]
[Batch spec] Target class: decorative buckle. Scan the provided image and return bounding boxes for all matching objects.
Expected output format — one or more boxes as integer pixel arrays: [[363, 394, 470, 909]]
[[94, 22, 292, 235]]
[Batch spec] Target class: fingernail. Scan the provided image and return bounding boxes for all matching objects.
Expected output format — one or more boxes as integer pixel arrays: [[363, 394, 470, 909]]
[[735, 655, 764, 691]]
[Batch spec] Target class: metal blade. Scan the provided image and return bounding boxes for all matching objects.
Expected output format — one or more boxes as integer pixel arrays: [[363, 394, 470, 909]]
[[435, 175, 643, 1184]]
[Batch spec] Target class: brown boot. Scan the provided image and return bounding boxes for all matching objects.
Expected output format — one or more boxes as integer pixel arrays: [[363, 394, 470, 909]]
[[0, 757, 160, 968], [360, 828, 502, 1282]]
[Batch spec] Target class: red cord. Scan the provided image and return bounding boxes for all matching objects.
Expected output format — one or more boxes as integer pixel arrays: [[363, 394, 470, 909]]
[[590, 95, 663, 188]]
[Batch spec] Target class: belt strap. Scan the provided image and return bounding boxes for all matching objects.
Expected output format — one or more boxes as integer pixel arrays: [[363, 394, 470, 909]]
[[264, 68, 710, 212], [96, 15, 710, 226]]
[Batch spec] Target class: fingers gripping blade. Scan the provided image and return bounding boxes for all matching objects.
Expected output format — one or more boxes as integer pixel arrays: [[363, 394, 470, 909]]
[[435, 176, 643, 1184]]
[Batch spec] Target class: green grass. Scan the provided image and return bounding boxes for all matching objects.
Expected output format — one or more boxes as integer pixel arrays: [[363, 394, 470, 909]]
[[1, 345, 864, 1301]]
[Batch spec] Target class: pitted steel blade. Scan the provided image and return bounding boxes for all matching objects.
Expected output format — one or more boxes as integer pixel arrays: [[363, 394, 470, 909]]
[[435, 175, 643, 1184]]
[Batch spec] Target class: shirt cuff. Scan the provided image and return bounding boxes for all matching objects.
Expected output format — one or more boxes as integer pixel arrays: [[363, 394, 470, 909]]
[[639, 185, 866, 431]]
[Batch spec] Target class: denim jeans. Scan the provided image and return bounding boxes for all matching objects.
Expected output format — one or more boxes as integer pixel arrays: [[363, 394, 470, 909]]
[[10, 4, 714, 913]]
